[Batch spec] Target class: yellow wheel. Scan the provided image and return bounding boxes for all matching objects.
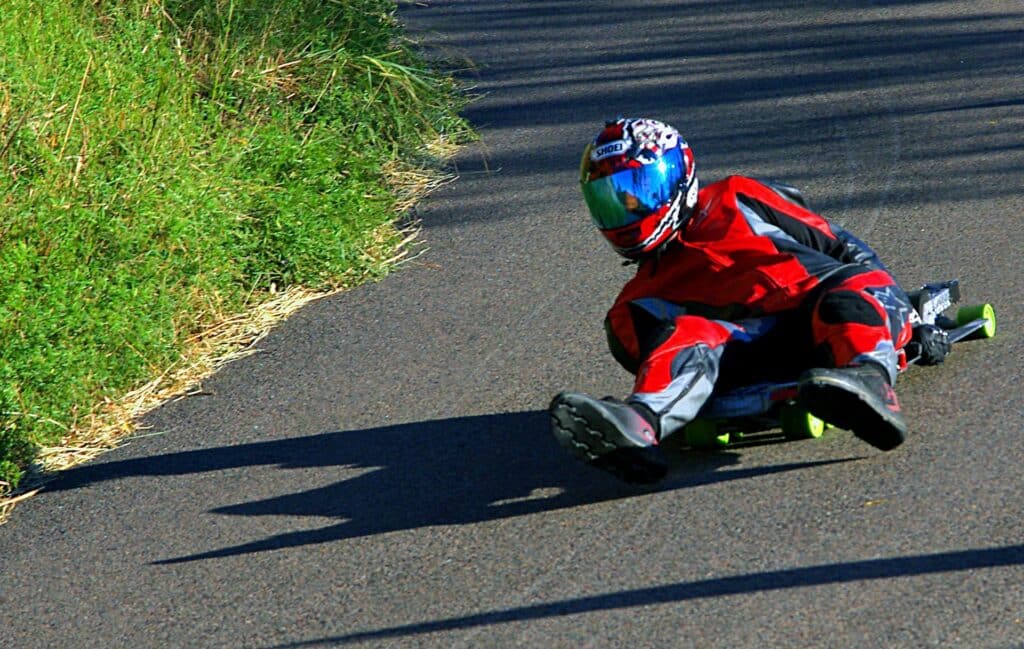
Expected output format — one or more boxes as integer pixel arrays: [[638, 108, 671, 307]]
[[684, 419, 730, 448], [781, 403, 826, 440], [956, 303, 996, 339]]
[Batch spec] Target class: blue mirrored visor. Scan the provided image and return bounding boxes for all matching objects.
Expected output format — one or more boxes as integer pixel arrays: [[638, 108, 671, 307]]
[[581, 146, 685, 230]]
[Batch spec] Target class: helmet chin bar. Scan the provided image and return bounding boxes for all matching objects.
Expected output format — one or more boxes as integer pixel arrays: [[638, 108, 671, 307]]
[[617, 189, 685, 259], [619, 173, 699, 259]]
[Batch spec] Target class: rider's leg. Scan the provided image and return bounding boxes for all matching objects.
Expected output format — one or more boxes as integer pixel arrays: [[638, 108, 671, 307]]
[[550, 315, 745, 483], [799, 268, 915, 450], [809, 268, 914, 383], [627, 315, 744, 440]]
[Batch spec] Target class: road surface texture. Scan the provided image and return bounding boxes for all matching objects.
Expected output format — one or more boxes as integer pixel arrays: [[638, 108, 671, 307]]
[[2, 1, 1022, 647]]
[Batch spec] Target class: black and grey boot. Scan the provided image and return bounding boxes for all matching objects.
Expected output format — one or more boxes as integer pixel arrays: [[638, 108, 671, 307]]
[[797, 364, 907, 451], [549, 392, 667, 484]]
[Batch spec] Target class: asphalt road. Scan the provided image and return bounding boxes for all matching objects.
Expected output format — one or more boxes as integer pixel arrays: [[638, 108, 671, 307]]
[[2, 1, 1023, 647]]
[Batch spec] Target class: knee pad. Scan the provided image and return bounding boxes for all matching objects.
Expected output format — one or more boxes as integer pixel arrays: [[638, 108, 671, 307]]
[[816, 290, 885, 327]]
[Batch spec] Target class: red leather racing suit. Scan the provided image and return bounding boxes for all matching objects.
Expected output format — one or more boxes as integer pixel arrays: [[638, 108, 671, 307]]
[[606, 176, 914, 438]]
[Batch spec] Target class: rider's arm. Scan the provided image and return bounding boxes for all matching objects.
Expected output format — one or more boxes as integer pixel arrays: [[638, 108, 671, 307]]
[[827, 223, 889, 272], [735, 178, 889, 272]]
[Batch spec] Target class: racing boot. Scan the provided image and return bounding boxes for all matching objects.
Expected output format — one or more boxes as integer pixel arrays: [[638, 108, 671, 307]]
[[797, 364, 907, 451], [549, 392, 667, 484]]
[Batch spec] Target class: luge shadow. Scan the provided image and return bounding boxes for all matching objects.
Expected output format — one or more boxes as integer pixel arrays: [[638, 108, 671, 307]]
[[47, 410, 853, 564]]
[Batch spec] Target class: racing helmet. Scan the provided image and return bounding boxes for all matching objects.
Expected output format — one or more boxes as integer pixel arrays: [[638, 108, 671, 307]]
[[580, 118, 698, 259]]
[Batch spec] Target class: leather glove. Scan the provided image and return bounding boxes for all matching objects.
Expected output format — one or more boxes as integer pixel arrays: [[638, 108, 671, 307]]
[[909, 324, 951, 365]]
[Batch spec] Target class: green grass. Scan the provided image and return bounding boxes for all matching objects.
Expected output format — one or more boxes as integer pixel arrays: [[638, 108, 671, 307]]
[[0, 0, 468, 489]]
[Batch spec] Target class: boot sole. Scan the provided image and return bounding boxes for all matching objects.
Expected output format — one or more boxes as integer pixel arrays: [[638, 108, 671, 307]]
[[549, 393, 667, 484], [549, 393, 637, 461], [798, 378, 906, 451]]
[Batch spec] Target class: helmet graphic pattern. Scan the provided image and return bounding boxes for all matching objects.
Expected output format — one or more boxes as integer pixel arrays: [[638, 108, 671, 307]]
[[581, 118, 698, 259]]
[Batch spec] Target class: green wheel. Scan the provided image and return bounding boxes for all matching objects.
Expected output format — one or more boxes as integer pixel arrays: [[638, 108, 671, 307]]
[[684, 419, 731, 448], [780, 403, 826, 440], [956, 303, 996, 340]]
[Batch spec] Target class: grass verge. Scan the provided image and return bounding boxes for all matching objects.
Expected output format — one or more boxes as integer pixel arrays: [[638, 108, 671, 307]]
[[0, 0, 468, 506]]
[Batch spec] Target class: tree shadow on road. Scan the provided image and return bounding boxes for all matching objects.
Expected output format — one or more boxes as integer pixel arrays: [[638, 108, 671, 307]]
[[270, 543, 1024, 647], [404, 0, 1024, 229], [46, 410, 853, 564]]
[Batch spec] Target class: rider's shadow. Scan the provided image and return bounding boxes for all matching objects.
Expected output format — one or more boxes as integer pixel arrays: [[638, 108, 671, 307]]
[[47, 410, 848, 564]]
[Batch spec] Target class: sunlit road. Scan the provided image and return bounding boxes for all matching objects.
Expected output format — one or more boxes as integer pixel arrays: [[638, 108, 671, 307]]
[[2, 2, 1022, 647]]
